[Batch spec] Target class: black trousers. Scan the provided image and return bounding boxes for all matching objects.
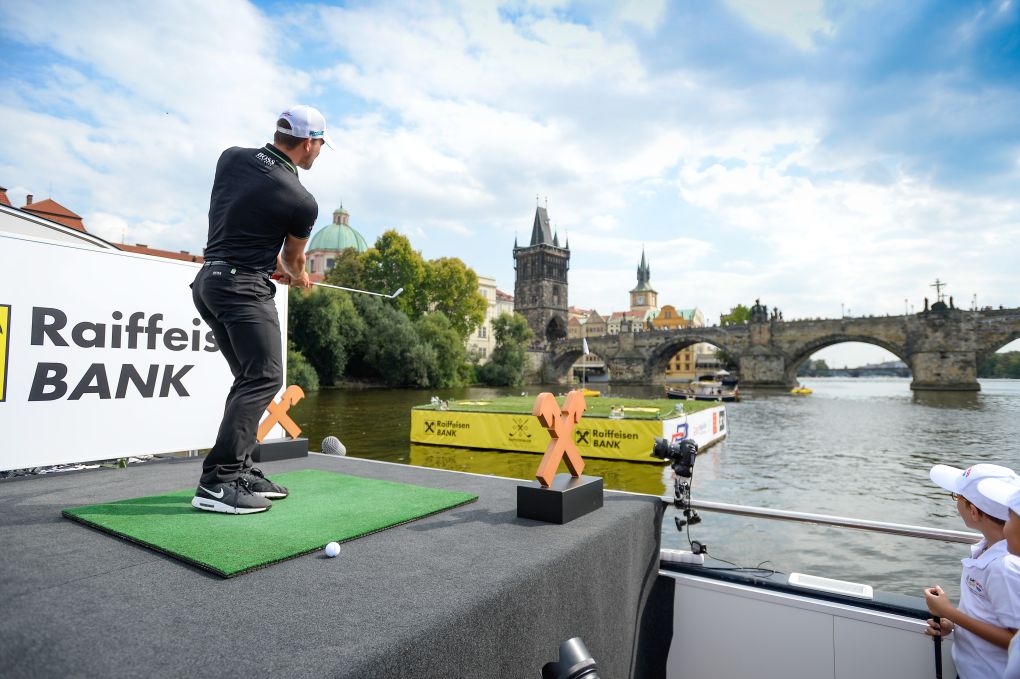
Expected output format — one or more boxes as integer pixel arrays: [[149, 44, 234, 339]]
[[191, 264, 282, 485]]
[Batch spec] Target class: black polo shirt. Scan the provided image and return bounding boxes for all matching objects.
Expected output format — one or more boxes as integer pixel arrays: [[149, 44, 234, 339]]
[[203, 144, 317, 273]]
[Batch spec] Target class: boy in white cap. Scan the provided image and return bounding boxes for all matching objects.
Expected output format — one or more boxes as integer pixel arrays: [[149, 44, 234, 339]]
[[923, 463, 1020, 678], [976, 476, 1020, 679]]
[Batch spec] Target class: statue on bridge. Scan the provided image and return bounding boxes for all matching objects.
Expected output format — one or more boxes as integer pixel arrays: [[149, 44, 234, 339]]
[[750, 298, 769, 323]]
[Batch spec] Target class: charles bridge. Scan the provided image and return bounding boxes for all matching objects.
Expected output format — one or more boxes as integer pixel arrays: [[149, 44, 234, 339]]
[[543, 304, 1020, 391]]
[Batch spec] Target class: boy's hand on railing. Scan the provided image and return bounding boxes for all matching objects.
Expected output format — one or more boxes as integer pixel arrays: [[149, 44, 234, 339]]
[[923, 585, 956, 622]]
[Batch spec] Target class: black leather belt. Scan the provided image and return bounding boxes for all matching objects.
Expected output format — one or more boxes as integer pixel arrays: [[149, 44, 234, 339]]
[[203, 261, 271, 277]]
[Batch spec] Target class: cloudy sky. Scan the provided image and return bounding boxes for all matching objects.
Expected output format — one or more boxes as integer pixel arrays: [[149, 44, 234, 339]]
[[2, 0, 1019, 366]]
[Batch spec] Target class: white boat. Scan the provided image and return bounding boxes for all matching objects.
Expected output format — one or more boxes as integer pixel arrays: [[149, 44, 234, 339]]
[[651, 477, 966, 678]]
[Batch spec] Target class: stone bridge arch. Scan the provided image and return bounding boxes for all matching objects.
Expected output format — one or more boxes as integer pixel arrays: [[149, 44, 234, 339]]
[[547, 346, 585, 378], [538, 307, 1020, 391], [977, 324, 1020, 357], [645, 334, 739, 380], [546, 331, 743, 384], [782, 334, 910, 384]]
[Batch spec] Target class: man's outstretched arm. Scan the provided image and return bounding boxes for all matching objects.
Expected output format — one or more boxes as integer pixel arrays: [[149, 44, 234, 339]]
[[279, 234, 311, 288]]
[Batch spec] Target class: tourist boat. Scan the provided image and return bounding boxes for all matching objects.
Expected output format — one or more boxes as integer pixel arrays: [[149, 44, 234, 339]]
[[580, 388, 601, 397], [665, 378, 740, 402], [791, 386, 814, 395]]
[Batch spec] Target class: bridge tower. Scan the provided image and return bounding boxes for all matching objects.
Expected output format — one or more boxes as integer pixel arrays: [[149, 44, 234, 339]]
[[513, 206, 569, 346], [629, 248, 657, 314]]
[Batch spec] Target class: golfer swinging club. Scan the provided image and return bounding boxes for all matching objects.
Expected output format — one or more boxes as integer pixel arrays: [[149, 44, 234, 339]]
[[190, 105, 330, 514]]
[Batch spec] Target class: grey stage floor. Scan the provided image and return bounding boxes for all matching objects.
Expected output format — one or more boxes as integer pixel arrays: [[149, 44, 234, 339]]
[[1, 453, 666, 679]]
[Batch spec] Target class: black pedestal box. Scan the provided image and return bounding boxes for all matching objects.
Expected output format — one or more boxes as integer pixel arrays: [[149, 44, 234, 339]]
[[517, 473, 603, 524], [252, 437, 308, 463]]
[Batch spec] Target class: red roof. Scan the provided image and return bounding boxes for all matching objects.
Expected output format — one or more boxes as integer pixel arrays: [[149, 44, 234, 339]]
[[21, 198, 86, 231], [496, 290, 514, 302], [117, 243, 205, 263]]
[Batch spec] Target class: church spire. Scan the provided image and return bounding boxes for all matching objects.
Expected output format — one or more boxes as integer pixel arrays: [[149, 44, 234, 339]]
[[637, 246, 650, 286], [529, 206, 554, 245]]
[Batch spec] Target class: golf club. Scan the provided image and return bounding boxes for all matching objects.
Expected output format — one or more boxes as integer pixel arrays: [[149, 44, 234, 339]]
[[272, 272, 404, 299], [312, 282, 404, 299]]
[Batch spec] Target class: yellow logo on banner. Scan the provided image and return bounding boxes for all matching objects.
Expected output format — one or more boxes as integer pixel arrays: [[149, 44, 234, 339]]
[[0, 305, 9, 402]]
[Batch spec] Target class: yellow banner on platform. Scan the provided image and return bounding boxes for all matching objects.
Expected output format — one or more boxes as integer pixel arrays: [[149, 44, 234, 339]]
[[409, 408, 673, 462], [0, 305, 9, 402]]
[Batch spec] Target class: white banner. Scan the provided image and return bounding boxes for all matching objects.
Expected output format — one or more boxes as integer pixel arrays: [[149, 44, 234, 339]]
[[661, 405, 727, 450], [0, 233, 289, 471]]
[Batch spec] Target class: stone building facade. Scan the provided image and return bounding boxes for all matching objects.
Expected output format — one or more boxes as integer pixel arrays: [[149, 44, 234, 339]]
[[513, 206, 570, 346]]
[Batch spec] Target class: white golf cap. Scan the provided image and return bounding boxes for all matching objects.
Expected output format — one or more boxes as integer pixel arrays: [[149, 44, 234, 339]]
[[277, 105, 334, 149], [977, 477, 1020, 517], [930, 463, 1018, 521]]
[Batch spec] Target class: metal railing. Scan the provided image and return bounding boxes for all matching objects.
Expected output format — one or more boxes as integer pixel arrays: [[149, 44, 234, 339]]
[[668, 498, 982, 544]]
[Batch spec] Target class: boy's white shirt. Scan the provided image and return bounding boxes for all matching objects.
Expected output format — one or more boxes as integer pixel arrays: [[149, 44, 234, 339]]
[[1006, 631, 1020, 679], [953, 539, 1020, 678]]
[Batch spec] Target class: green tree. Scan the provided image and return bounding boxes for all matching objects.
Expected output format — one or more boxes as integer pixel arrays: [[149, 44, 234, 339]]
[[323, 248, 367, 291], [288, 287, 365, 385], [361, 230, 426, 317], [716, 304, 752, 369], [415, 311, 466, 388], [348, 295, 430, 386], [979, 351, 1020, 378], [478, 313, 534, 387], [286, 341, 320, 392], [797, 358, 831, 377], [720, 304, 751, 326], [423, 257, 487, 340]]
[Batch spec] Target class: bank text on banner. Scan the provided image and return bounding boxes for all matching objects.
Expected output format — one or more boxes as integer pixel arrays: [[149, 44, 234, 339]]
[[0, 234, 289, 471]]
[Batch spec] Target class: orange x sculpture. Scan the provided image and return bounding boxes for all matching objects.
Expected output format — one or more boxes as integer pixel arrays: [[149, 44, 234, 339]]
[[532, 390, 587, 488], [256, 384, 305, 442]]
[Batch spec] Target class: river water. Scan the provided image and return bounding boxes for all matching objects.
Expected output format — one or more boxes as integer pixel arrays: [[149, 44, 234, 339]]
[[290, 377, 1020, 600]]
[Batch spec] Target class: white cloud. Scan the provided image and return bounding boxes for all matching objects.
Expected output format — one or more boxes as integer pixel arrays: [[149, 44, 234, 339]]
[[618, 0, 668, 31], [0, 0, 303, 250], [722, 0, 835, 49], [673, 143, 1020, 321], [2, 0, 1018, 367]]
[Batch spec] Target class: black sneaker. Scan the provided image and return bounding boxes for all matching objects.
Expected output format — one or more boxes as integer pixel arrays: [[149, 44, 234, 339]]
[[191, 476, 272, 514], [242, 467, 289, 499]]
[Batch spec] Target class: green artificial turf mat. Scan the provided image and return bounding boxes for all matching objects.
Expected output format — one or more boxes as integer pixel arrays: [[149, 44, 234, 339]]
[[62, 469, 478, 577]]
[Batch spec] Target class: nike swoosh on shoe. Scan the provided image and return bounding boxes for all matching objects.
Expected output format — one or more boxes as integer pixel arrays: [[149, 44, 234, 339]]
[[200, 486, 225, 499]]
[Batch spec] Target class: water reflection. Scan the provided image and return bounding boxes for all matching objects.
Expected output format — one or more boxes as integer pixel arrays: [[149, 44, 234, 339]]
[[912, 390, 982, 410], [408, 444, 669, 496], [292, 377, 1020, 598]]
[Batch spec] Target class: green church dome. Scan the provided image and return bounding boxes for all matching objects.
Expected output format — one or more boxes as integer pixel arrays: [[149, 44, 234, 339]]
[[307, 208, 369, 253]]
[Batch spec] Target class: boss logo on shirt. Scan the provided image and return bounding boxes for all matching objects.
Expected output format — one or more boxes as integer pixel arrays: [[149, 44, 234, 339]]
[[966, 574, 986, 597], [255, 152, 276, 167]]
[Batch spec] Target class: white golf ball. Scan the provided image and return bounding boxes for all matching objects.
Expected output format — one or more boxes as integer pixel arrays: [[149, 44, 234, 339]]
[[324, 541, 341, 558]]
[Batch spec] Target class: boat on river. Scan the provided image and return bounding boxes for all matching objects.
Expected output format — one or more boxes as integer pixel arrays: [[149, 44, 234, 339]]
[[666, 372, 740, 402]]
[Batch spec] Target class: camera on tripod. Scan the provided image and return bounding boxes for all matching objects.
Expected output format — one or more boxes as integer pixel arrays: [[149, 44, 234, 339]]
[[651, 436, 703, 534], [650, 436, 698, 479]]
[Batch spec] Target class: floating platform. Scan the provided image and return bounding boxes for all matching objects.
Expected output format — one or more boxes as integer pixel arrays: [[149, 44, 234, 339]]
[[411, 396, 727, 462]]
